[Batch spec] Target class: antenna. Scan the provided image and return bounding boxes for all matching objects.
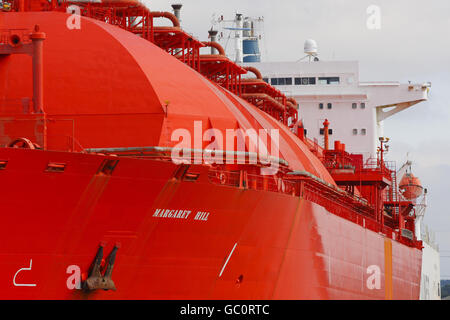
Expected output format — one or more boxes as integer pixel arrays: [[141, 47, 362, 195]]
[[297, 39, 319, 62], [210, 13, 265, 63]]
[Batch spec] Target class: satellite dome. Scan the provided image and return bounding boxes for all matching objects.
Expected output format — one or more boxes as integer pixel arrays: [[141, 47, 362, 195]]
[[304, 39, 318, 55]]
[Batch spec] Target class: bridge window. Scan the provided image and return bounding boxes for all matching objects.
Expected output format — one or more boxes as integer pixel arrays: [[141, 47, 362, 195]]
[[295, 77, 316, 85], [270, 77, 292, 86], [320, 129, 333, 135], [319, 103, 324, 109], [352, 103, 357, 109], [361, 102, 366, 109], [318, 77, 340, 85]]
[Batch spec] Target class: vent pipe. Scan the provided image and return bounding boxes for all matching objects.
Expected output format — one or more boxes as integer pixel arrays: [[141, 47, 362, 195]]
[[323, 119, 330, 150], [235, 13, 243, 63], [171, 4, 182, 22], [208, 30, 219, 54]]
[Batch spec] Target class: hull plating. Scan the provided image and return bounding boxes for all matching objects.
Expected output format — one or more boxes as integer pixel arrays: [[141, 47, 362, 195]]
[[0, 148, 421, 299]]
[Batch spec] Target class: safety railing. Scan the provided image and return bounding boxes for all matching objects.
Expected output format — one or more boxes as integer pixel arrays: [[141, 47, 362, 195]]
[[205, 167, 420, 248], [207, 168, 377, 222], [85, 146, 290, 169]]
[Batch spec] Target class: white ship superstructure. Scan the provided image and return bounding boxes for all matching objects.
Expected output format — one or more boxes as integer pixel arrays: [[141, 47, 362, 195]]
[[413, 188, 441, 300], [419, 226, 441, 299]]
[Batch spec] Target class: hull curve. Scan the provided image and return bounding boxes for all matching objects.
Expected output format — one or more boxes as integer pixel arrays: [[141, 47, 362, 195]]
[[0, 148, 421, 299]]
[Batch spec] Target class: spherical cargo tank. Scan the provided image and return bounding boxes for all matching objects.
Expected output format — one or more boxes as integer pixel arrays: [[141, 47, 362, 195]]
[[399, 173, 423, 200], [0, 11, 334, 184]]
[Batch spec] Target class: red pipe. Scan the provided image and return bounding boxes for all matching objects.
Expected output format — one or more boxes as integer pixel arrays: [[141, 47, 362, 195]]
[[323, 119, 330, 150], [79, 0, 141, 3], [30, 25, 46, 113], [297, 121, 305, 141], [334, 140, 341, 151], [241, 93, 285, 111], [18, 0, 25, 11], [149, 11, 180, 28], [287, 97, 298, 108], [201, 41, 225, 56], [241, 78, 265, 84], [243, 66, 262, 80]]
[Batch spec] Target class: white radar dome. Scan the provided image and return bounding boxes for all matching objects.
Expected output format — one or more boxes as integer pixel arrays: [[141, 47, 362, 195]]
[[304, 39, 318, 55]]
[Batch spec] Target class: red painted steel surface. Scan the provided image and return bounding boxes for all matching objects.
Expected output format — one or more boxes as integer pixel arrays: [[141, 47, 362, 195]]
[[0, 7, 423, 299], [0, 148, 421, 299]]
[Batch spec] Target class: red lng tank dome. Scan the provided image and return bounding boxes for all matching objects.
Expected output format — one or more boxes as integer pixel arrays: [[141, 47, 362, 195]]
[[0, 11, 333, 182]]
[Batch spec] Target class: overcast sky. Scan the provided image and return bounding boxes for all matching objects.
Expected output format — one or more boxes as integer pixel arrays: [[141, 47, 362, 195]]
[[145, 0, 450, 278]]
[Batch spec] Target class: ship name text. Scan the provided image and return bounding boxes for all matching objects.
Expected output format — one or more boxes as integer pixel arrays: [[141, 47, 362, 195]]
[[152, 208, 211, 221]]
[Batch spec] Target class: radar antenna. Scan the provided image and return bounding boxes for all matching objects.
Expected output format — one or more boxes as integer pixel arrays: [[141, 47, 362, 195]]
[[298, 39, 319, 62]]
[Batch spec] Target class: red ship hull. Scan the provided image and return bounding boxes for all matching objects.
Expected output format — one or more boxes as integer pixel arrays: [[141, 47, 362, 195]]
[[0, 7, 423, 300], [0, 148, 421, 299]]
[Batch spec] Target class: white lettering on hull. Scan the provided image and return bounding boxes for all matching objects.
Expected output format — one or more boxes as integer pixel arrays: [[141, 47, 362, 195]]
[[194, 211, 209, 221], [152, 209, 211, 222], [153, 209, 192, 219], [13, 259, 37, 287]]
